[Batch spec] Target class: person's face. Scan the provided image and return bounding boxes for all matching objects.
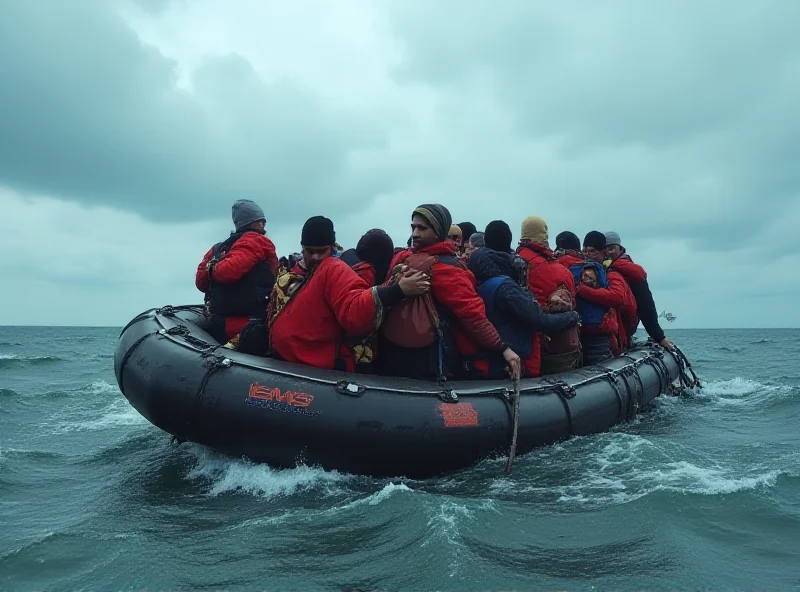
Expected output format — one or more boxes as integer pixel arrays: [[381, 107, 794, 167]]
[[605, 244, 623, 261], [581, 268, 598, 288], [411, 215, 439, 250], [583, 246, 604, 263], [249, 220, 266, 235], [302, 245, 332, 271]]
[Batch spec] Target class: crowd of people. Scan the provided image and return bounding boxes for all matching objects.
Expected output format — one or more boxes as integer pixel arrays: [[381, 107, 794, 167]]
[[195, 199, 672, 381]]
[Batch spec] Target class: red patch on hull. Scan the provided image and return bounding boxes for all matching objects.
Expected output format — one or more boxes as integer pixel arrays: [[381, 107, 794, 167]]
[[439, 402, 479, 428]]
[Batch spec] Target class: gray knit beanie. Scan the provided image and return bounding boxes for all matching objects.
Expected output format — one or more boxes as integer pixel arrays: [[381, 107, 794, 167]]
[[604, 231, 622, 247], [232, 200, 266, 231]]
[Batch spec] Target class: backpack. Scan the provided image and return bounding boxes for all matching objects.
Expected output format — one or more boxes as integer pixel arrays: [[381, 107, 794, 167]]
[[381, 253, 441, 348]]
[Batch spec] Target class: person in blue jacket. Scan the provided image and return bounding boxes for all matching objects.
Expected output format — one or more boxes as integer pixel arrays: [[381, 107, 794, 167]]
[[467, 247, 580, 378]]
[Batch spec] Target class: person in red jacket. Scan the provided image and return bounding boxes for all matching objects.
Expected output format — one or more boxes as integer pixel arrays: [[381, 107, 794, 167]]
[[554, 231, 585, 269], [515, 216, 576, 376], [268, 216, 429, 371], [195, 200, 279, 344], [604, 232, 673, 350], [379, 204, 521, 381], [576, 231, 636, 355]]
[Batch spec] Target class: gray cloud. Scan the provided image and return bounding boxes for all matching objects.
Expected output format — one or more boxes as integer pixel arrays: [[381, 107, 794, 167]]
[[0, 0, 385, 224], [1, 0, 799, 328], [384, 1, 800, 249]]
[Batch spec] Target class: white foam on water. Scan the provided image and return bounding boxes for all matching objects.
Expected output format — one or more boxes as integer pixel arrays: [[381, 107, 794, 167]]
[[84, 380, 122, 397], [636, 461, 783, 496], [228, 482, 415, 531], [0, 354, 60, 362], [186, 447, 352, 499], [51, 381, 147, 433], [422, 501, 474, 550], [545, 433, 789, 506], [365, 481, 413, 506], [699, 377, 795, 408]]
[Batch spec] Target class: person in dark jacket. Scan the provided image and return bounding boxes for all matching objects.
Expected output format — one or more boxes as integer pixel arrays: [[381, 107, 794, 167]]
[[468, 247, 579, 378], [604, 231, 673, 350], [195, 199, 279, 344], [340, 229, 395, 287], [484, 220, 513, 253]]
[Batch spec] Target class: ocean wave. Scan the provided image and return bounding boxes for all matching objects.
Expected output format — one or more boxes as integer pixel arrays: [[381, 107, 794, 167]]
[[698, 377, 797, 408], [748, 338, 772, 344], [418, 500, 478, 576], [477, 432, 795, 509], [0, 341, 23, 347], [49, 382, 147, 433], [55, 401, 146, 433], [185, 446, 354, 499], [0, 354, 63, 367], [714, 346, 744, 353]]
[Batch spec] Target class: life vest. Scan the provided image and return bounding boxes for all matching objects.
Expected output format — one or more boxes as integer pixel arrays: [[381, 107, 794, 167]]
[[476, 276, 533, 378], [208, 231, 275, 319], [569, 260, 609, 327]]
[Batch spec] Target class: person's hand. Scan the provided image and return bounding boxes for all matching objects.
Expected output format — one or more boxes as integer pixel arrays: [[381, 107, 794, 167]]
[[503, 347, 521, 379], [398, 270, 431, 296], [567, 311, 580, 325], [391, 263, 408, 281], [659, 337, 674, 350]]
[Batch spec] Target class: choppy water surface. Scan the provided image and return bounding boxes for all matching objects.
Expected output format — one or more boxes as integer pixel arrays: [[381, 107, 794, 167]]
[[1, 327, 799, 590]]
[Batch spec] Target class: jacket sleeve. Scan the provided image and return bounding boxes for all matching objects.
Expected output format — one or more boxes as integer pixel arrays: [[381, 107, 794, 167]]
[[497, 282, 578, 333], [576, 283, 625, 308], [629, 278, 665, 343], [354, 262, 377, 287], [323, 261, 380, 335], [558, 265, 576, 297], [614, 258, 647, 283], [213, 235, 278, 284], [195, 246, 215, 292], [431, 264, 505, 352]]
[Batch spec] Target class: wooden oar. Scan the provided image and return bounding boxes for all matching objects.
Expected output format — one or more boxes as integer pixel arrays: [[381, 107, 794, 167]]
[[505, 376, 521, 476]]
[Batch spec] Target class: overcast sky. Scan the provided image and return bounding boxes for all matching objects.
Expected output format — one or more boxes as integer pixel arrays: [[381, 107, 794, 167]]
[[1, 0, 798, 328]]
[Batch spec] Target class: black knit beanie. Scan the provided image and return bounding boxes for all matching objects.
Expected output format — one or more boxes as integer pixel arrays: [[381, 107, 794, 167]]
[[556, 231, 581, 252], [301, 216, 335, 246], [583, 231, 607, 251], [484, 220, 513, 253], [457, 222, 477, 241]]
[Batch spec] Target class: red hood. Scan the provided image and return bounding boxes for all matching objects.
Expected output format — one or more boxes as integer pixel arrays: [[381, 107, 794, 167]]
[[517, 241, 554, 259], [556, 253, 585, 268]]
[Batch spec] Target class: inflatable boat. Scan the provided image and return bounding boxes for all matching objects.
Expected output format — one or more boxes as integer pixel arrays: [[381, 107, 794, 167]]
[[114, 305, 697, 478]]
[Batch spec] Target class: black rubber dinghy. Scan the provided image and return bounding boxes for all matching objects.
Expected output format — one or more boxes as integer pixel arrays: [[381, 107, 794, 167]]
[[114, 305, 690, 478]]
